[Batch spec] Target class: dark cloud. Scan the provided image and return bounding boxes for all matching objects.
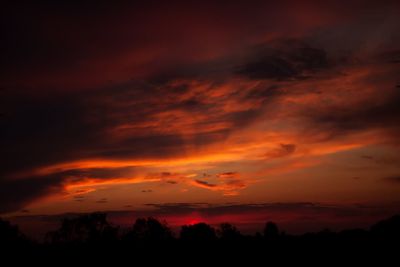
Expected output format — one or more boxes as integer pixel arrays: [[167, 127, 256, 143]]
[[95, 134, 188, 159], [0, 174, 63, 213], [34, 167, 140, 183], [243, 85, 282, 101], [1, 91, 98, 176], [73, 195, 86, 203], [237, 56, 297, 80], [3, 0, 339, 88], [194, 180, 217, 188], [236, 40, 329, 80], [280, 144, 296, 153], [226, 109, 265, 129], [360, 155, 400, 166], [378, 49, 400, 64], [0, 167, 139, 213], [382, 176, 400, 184], [142, 202, 397, 220], [144, 202, 318, 214], [146, 172, 187, 184], [265, 144, 297, 159], [141, 190, 153, 193], [303, 86, 400, 142], [192, 178, 246, 195], [144, 203, 210, 214], [96, 198, 108, 204]]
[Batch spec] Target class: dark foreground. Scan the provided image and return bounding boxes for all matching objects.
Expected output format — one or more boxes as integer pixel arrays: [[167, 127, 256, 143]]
[[1, 213, 399, 263]]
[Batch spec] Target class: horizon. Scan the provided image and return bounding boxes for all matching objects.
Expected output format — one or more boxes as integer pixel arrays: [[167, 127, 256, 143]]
[[6, 202, 400, 240], [1, 0, 400, 240], [5, 210, 400, 242], [2, 212, 400, 262]]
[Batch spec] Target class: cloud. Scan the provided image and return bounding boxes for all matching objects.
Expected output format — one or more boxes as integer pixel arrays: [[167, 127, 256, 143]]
[[0, 174, 63, 214], [1, 0, 400, 215], [2, 55, 398, 214], [360, 155, 400, 166], [302, 85, 400, 143], [141, 190, 153, 193], [73, 196, 86, 202], [145, 172, 190, 185], [192, 178, 246, 196], [144, 202, 323, 214], [236, 40, 329, 80], [144, 203, 210, 214], [382, 176, 400, 184], [265, 144, 297, 159], [96, 198, 108, 204], [194, 180, 217, 188], [216, 172, 238, 179], [73, 188, 96, 195], [2, 1, 346, 89], [243, 85, 282, 101], [0, 167, 155, 213]]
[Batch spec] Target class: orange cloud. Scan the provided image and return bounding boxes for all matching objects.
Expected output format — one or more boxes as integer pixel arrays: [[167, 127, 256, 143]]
[[216, 172, 239, 179]]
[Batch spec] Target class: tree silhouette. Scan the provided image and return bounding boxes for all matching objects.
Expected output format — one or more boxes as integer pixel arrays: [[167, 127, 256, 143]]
[[0, 218, 27, 247], [1, 212, 399, 261], [180, 223, 217, 242], [263, 221, 279, 241], [123, 217, 173, 244], [371, 215, 400, 240], [218, 223, 243, 242], [46, 213, 118, 244]]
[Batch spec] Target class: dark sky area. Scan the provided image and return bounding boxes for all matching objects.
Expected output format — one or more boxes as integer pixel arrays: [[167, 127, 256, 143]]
[[1, 0, 400, 236]]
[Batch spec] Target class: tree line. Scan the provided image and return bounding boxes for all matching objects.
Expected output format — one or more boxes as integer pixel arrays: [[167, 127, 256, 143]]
[[1, 213, 399, 261]]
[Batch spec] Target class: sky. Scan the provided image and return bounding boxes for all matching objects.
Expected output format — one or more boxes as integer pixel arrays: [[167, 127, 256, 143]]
[[1, 0, 400, 235]]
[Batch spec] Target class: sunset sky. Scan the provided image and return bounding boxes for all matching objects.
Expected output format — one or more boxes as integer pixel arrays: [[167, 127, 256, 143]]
[[1, 0, 400, 235]]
